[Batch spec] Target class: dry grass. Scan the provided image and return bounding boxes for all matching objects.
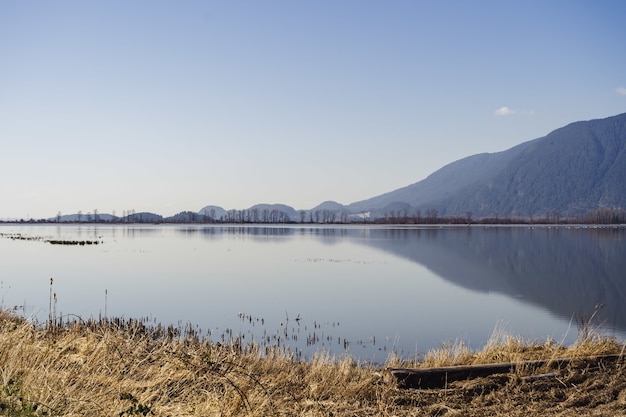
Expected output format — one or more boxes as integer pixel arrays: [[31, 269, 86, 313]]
[[0, 310, 624, 416]]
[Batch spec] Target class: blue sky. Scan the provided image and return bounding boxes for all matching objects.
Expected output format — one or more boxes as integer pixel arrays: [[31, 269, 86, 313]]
[[1, 1, 625, 219]]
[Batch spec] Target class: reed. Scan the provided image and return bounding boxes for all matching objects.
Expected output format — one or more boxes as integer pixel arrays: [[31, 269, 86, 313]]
[[0, 309, 624, 416]]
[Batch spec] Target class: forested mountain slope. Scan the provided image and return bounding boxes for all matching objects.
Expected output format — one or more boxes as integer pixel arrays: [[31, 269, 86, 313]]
[[349, 113, 626, 218]]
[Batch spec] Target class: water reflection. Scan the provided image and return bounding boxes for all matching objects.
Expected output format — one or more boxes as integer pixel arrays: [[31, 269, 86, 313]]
[[119, 224, 626, 335], [353, 226, 626, 334], [28, 224, 626, 333], [186, 226, 351, 242], [1, 224, 624, 361]]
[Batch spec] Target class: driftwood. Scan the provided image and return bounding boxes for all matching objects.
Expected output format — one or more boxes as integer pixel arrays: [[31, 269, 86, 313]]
[[385, 354, 624, 389], [520, 372, 561, 383]]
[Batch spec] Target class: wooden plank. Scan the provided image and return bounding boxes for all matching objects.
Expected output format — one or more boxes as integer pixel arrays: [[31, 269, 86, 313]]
[[385, 354, 624, 389]]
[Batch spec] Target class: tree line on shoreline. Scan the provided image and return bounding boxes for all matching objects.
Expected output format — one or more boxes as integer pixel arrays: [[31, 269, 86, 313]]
[[4, 206, 625, 225]]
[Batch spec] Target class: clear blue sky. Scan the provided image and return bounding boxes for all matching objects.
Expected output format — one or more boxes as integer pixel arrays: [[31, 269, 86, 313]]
[[1, 1, 625, 219]]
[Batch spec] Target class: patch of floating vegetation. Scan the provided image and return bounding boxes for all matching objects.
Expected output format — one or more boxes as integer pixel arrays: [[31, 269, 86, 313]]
[[47, 239, 100, 245], [0, 232, 101, 245], [299, 257, 383, 264]]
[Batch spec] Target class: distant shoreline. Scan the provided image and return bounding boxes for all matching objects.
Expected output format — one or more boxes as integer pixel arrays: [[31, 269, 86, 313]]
[[2, 220, 625, 227]]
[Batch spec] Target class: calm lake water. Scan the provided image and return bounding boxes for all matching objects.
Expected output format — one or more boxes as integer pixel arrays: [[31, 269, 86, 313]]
[[1, 224, 624, 363]]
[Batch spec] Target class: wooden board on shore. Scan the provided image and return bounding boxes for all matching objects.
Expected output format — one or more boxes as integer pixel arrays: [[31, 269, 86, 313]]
[[385, 354, 624, 389]]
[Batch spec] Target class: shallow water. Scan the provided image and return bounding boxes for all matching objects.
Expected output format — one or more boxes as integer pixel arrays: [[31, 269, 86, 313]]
[[1, 224, 624, 362]]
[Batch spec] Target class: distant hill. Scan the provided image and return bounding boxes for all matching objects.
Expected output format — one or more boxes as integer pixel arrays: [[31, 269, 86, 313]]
[[165, 211, 208, 223], [52, 213, 117, 222], [198, 205, 227, 221], [304, 201, 350, 222], [47, 212, 163, 223], [349, 113, 626, 218], [310, 201, 347, 212], [120, 212, 163, 223], [247, 204, 299, 222], [200, 204, 300, 222]]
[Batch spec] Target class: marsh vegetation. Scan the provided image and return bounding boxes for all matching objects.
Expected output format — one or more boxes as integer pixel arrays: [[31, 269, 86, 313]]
[[0, 310, 624, 416]]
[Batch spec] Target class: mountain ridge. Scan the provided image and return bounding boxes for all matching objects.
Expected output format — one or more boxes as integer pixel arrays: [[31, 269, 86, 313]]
[[18, 112, 626, 223], [349, 112, 626, 218]]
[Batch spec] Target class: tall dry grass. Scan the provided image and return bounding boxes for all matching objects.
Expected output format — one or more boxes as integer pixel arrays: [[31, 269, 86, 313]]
[[0, 309, 623, 416], [0, 311, 392, 416]]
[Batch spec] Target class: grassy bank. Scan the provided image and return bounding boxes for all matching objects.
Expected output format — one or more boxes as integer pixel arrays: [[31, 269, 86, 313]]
[[0, 310, 624, 416]]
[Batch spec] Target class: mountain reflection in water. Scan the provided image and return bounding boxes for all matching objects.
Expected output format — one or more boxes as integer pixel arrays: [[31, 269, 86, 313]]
[[352, 226, 626, 334], [1, 224, 624, 360], [178, 224, 626, 336]]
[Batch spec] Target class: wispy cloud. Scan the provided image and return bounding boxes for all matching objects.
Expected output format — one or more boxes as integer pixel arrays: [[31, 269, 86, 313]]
[[494, 107, 534, 116], [617, 86, 626, 95], [494, 106, 515, 116]]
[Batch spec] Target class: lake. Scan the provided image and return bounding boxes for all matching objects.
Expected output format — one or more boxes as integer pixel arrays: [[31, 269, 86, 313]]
[[1, 223, 624, 363]]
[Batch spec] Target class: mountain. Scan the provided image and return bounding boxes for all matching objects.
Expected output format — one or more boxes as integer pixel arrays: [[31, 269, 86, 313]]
[[309, 201, 347, 212], [46, 212, 163, 223], [51, 213, 117, 222], [302, 201, 351, 222], [349, 113, 626, 218], [247, 204, 299, 222], [201, 204, 301, 222], [165, 211, 209, 223], [120, 212, 163, 223], [347, 141, 534, 214], [198, 205, 227, 221]]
